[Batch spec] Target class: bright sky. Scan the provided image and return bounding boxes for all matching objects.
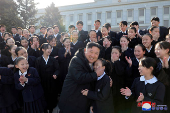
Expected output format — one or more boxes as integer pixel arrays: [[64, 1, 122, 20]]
[[35, 0, 94, 9]]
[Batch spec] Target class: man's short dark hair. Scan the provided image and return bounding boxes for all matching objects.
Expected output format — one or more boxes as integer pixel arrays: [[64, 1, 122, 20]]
[[53, 25, 59, 29], [95, 20, 101, 23], [86, 42, 101, 50], [119, 21, 127, 26], [0, 25, 6, 28], [17, 27, 22, 30], [151, 17, 160, 22], [130, 21, 139, 27], [40, 26, 46, 30], [29, 25, 35, 29], [69, 25, 75, 29], [88, 30, 96, 35], [11, 26, 18, 30], [76, 21, 83, 25], [149, 26, 158, 32], [104, 23, 111, 30]]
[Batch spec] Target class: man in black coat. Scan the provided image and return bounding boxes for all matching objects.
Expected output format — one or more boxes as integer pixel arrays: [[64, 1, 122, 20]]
[[77, 21, 88, 42], [151, 17, 169, 41], [59, 42, 104, 113]]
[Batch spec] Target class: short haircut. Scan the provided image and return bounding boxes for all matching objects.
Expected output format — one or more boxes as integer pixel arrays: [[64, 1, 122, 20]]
[[15, 46, 26, 56], [11, 26, 18, 30], [29, 25, 35, 29], [17, 27, 22, 30], [149, 26, 158, 32], [30, 36, 39, 43], [0, 25, 6, 28], [119, 21, 127, 26], [130, 21, 139, 27], [53, 25, 59, 29], [89, 30, 96, 35], [40, 43, 52, 51], [104, 23, 111, 30], [3, 32, 11, 37], [76, 21, 83, 25], [40, 26, 46, 30], [69, 25, 75, 29], [95, 20, 101, 23], [151, 17, 160, 22], [86, 42, 101, 50]]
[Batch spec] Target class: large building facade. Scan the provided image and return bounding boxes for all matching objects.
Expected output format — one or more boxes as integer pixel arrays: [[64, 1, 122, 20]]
[[37, 0, 170, 31]]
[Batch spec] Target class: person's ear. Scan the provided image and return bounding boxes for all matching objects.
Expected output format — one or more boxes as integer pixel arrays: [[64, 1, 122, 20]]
[[102, 66, 105, 71], [165, 49, 169, 54], [15, 65, 19, 68], [150, 66, 153, 72], [84, 48, 86, 53]]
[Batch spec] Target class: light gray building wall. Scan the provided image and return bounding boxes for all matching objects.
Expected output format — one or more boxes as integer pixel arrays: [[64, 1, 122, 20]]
[[36, 0, 170, 32]]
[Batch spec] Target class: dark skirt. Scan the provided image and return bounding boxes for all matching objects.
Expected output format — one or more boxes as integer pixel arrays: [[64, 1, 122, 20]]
[[23, 96, 46, 113], [0, 101, 20, 113]]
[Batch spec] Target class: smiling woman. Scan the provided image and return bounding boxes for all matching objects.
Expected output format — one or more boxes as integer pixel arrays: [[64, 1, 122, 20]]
[[35, 0, 94, 8]]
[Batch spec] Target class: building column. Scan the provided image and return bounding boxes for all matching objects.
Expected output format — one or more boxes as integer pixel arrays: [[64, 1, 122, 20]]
[[101, 11, 106, 26], [145, 7, 151, 24], [74, 12, 77, 26], [134, 8, 138, 21], [157, 5, 163, 26], [92, 11, 96, 29], [122, 9, 127, 21], [83, 12, 87, 30], [112, 9, 116, 26]]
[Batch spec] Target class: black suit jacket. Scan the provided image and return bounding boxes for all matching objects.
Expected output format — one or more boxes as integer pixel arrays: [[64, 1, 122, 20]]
[[14, 67, 44, 102], [117, 30, 128, 41], [159, 26, 169, 41], [59, 48, 97, 113], [129, 77, 165, 113], [109, 30, 117, 38], [78, 30, 88, 42], [96, 30, 102, 39], [0, 67, 18, 107], [87, 74, 114, 113]]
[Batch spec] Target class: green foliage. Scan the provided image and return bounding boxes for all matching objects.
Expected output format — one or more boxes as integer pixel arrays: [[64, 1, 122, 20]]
[[17, 0, 39, 28], [41, 2, 65, 32], [0, 0, 24, 32]]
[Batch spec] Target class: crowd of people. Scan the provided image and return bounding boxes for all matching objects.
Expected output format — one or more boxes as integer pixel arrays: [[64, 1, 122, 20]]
[[0, 16, 170, 113]]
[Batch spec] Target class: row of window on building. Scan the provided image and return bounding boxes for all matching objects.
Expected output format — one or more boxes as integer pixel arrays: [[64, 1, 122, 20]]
[[62, 6, 170, 31]]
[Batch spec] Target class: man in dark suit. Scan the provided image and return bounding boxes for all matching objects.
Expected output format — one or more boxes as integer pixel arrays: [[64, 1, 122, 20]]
[[28, 25, 37, 37], [151, 17, 169, 41], [0, 25, 6, 43], [84, 30, 98, 46], [130, 21, 145, 38], [53, 25, 61, 42], [59, 42, 103, 113], [38, 26, 47, 40], [94, 20, 102, 40], [117, 21, 128, 41], [77, 21, 88, 42], [104, 23, 117, 39]]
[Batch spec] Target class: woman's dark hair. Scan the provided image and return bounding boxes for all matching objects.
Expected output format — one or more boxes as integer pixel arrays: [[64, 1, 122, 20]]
[[149, 26, 158, 32], [102, 25, 109, 31], [14, 56, 27, 73], [120, 36, 130, 42], [3, 32, 11, 38], [135, 44, 146, 52], [128, 27, 137, 38], [61, 32, 67, 37], [156, 41, 170, 53], [143, 33, 153, 39], [140, 57, 169, 85], [47, 35, 55, 43], [44, 27, 52, 38], [15, 46, 26, 56], [63, 37, 70, 43], [30, 36, 39, 43], [98, 58, 112, 76], [6, 38, 15, 43], [21, 37, 28, 42], [40, 43, 52, 51], [112, 46, 122, 53], [9, 45, 17, 51], [103, 36, 112, 42]]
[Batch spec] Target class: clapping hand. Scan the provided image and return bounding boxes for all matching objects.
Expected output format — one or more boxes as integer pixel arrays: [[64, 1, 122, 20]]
[[136, 93, 144, 102], [81, 89, 89, 96], [120, 87, 132, 96], [125, 56, 132, 67]]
